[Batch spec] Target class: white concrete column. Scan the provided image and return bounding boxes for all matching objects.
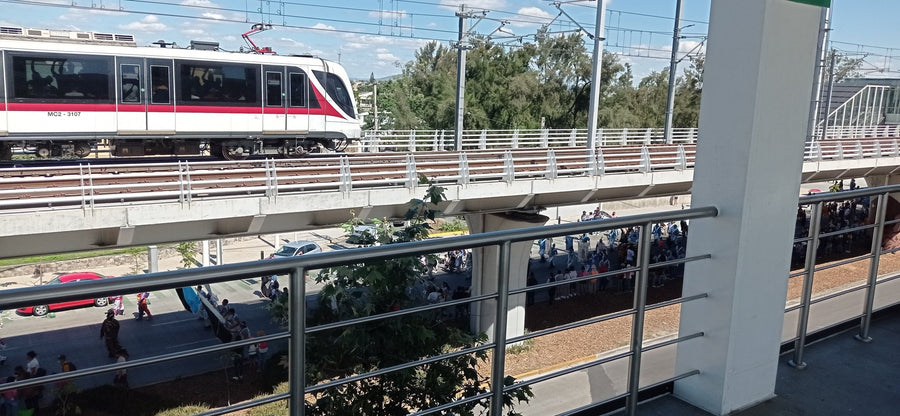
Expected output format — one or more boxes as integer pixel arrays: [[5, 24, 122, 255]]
[[466, 212, 548, 341], [201, 240, 210, 267], [216, 238, 224, 265], [674, 1, 821, 414]]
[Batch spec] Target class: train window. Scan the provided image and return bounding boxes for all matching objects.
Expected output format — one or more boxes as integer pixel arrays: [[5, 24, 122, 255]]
[[266, 72, 282, 107], [313, 70, 355, 118], [11, 55, 112, 101], [150, 66, 170, 104], [177, 62, 258, 105], [120, 64, 141, 103], [289, 72, 307, 108]]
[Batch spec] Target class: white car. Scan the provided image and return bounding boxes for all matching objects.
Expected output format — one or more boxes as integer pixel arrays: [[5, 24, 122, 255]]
[[269, 241, 322, 258]]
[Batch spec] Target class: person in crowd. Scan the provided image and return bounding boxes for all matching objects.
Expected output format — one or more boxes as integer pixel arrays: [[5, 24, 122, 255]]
[[136, 291, 152, 320], [24, 351, 39, 377], [255, 330, 269, 373], [57, 355, 75, 372], [112, 294, 125, 316], [100, 308, 121, 358], [113, 349, 129, 388]]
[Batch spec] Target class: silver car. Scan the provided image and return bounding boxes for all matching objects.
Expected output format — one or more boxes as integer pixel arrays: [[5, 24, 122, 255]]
[[269, 240, 323, 258]]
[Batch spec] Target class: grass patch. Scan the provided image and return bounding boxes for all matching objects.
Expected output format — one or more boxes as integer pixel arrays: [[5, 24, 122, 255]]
[[506, 336, 536, 355]]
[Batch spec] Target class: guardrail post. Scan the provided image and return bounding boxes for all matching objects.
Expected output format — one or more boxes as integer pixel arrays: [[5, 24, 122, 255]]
[[479, 129, 487, 150], [597, 147, 606, 175], [546, 149, 558, 179], [893, 140, 899, 157], [569, 129, 577, 147], [339, 156, 352, 193], [438, 130, 446, 151], [788, 201, 822, 370], [874, 141, 882, 158], [289, 266, 307, 416], [689, 127, 696, 143], [620, 128, 628, 146], [405, 154, 418, 189], [854, 141, 863, 159], [836, 142, 844, 160], [676, 145, 687, 171], [644, 128, 652, 145], [503, 150, 515, 183], [540, 129, 549, 148], [625, 221, 653, 416], [856, 192, 889, 342], [512, 129, 519, 149], [409, 130, 417, 152], [265, 158, 279, 198], [597, 127, 604, 146], [586, 146, 599, 176], [489, 241, 512, 416], [458, 153, 469, 185], [639, 146, 651, 173]]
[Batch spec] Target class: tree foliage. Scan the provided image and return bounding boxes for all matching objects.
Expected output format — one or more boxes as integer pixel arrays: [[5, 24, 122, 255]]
[[269, 176, 531, 415], [371, 34, 705, 131]]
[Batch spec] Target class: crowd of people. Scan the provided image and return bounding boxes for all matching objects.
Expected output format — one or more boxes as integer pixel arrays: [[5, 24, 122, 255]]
[[532, 215, 689, 304], [793, 180, 873, 267]]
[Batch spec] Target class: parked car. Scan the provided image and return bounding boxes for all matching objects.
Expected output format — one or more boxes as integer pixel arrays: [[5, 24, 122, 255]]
[[268, 241, 323, 258], [17, 272, 114, 316], [347, 224, 378, 245]]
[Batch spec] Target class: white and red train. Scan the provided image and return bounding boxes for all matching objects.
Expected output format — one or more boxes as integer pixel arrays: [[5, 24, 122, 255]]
[[0, 26, 361, 160]]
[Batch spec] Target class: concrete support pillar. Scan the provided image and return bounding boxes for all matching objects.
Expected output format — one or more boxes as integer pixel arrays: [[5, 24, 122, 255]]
[[674, 1, 821, 414], [216, 239, 224, 266], [466, 212, 548, 341], [201, 240, 210, 267], [147, 245, 158, 273]]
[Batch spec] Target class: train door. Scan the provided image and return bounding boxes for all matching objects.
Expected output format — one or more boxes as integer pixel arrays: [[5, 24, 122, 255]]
[[0, 50, 7, 142], [146, 59, 175, 134], [116, 57, 146, 133], [286, 69, 310, 134], [262, 66, 286, 132]]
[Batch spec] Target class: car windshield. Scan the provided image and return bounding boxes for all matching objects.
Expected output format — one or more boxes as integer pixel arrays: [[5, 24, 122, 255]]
[[272, 246, 298, 256]]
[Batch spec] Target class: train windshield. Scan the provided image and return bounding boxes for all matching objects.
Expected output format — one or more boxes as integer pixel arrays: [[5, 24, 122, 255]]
[[313, 70, 355, 119]]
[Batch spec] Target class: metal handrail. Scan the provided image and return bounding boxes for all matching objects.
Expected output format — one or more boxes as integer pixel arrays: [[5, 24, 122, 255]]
[[0, 206, 717, 415]]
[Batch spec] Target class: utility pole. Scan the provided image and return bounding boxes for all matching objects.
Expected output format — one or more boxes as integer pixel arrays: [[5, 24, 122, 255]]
[[454, 5, 473, 151], [373, 82, 379, 132], [585, 0, 607, 149], [806, 5, 831, 142], [822, 50, 837, 139], [663, 0, 684, 145]]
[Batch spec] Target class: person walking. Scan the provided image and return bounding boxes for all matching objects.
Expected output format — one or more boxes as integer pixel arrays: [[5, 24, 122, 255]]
[[113, 349, 129, 388], [24, 351, 39, 377], [136, 292, 152, 320], [100, 309, 121, 358], [57, 355, 75, 372]]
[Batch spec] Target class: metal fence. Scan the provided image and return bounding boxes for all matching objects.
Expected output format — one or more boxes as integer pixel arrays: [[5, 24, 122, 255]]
[[1, 185, 899, 414], [0, 206, 717, 416]]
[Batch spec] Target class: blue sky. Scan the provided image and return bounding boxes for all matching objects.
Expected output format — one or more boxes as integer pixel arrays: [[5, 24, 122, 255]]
[[1, 0, 897, 80]]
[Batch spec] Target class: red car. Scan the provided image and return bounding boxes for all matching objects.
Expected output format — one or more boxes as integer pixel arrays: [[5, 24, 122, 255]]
[[17, 272, 114, 316]]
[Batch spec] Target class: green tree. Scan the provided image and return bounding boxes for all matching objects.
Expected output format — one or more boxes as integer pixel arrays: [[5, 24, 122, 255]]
[[674, 57, 704, 128], [270, 177, 531, 415], [176, 242, 197, 269]]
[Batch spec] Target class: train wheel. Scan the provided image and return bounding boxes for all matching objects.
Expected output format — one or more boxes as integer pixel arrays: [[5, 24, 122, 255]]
[[0, 144, 11, 160], [221, 145, 248, 160], [74, 142, 92, 158], [35, 146, 52, 159]]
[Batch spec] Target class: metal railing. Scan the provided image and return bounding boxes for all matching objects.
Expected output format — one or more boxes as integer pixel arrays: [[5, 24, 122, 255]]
[[350, 128, 700, 152], [816, 85, 890, 140], [785, 184, 900, 368], [0, 206, 717, 416]]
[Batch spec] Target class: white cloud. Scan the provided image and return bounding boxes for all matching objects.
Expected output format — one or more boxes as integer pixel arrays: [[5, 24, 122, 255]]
[[377, 52, 399, 62], [181, 28, 206, 36], [368, 9, 408, 19], [181, 0, 216, 6], [278, 37, 308, 48], [310, 23, 336, 31], [119, 15, 168, 32], [438, 0, 507, 11], [201, 12, 225, 20]]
